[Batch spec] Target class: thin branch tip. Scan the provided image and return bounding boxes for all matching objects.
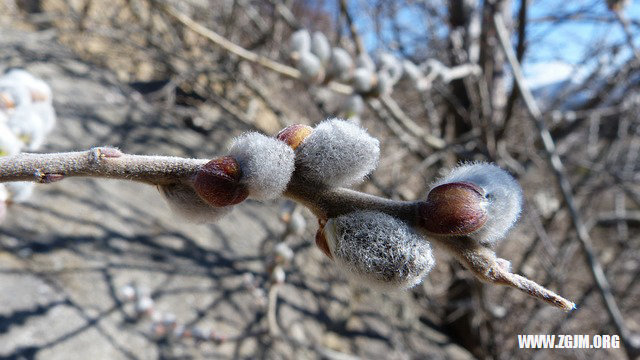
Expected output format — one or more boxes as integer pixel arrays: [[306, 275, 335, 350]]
[[497, 268, 576, 312]]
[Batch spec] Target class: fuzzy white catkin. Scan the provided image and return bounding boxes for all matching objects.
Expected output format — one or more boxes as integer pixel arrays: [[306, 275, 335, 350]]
[[2, 69, 52, 101], [8, 105, 47, 151], [271, 265, 286, 284], [0, 69, 56, 150], [375, 71, 393, 96], [296, 52, 325, 84], [159, 183, 231, 223], [0, 78, 31, 108], [329, 47, 353, 81], [228, 132, 295, 200], [341, 94, 364, 118], [274, 242, 294, 263], [432, 162, 523, 247], [356, 54, 376, 72], [295, 118, 379, 187], [378, 53, 403, 84], [31, 100, 56, 134], [288, 29, 311, 57], [287, 211, 306, 236], [353, 67, 375, 93], [5, 182, 34, 203], [0, 122, 22, 155], [311, 31, 331, 64], [324, 211, 435, 290]]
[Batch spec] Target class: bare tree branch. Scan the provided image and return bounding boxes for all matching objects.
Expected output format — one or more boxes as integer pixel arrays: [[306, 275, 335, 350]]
[[339, 0, 365, 55], [613, 9, 640, 61], [0, 148, 206, 186], [151, 0, 352, 95], [495, 14, 640, 357]]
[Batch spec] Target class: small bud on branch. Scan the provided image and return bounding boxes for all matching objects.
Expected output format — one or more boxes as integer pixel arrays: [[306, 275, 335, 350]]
[[418, 182, 488, 235], [193, 156, 248, 207], [277, 124, 313, 150]]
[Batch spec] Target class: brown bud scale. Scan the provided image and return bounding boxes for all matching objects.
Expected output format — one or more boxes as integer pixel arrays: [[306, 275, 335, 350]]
[[277, 124, 313, 150], [315, 219, 333, 259], [418, 182, 487, 235], [194, 156, 249, 207]]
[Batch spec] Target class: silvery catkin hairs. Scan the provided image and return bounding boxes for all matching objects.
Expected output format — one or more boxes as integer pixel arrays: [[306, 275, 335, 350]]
[[432, 162, 523, 247], [228, 132, 295, 200], [323, 211, 435, 290], [295, 118, 379, 187], [159, 183, 231, 223]]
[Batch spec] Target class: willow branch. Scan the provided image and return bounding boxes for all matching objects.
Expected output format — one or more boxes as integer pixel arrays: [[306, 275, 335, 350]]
[[0, 148, 206, 186], [283, 179, 419, 221], [0, 148, 417, 221], [440, 236, 575, 311], [0, 147, 576, 310]]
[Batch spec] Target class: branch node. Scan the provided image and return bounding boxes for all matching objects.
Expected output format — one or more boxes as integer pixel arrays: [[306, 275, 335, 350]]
[[89, 147, 123, 164], [34, 170, 65, 184]]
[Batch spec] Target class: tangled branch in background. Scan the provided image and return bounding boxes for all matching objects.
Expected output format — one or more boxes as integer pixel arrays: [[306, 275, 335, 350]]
[[0, 118, 575, 311], [285, 28, 480, 124]]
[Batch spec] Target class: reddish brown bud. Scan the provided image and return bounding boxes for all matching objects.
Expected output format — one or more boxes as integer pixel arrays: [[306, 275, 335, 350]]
[[315, 219, 333, 259], [276, 124, 313, 150], [418, 182, 488, 235], [194, 156, 249, 207]]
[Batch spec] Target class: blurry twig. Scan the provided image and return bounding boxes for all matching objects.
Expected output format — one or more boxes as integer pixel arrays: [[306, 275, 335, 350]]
[[500, 0, 528, 140], [153, 1, 299, 79], [379, 95, 446, 149], [613, 9, 640, 61], [366, 99, 428, 156], [208, 93, 260, 131], [267, 284, 281, 336], [152, 0, 352, 94], [339, 0, 365, 55], [151, 0, 451, 153], [271, 0, 300, 29], [239, 75, 289, 127], [495, 14, 640, 358]]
